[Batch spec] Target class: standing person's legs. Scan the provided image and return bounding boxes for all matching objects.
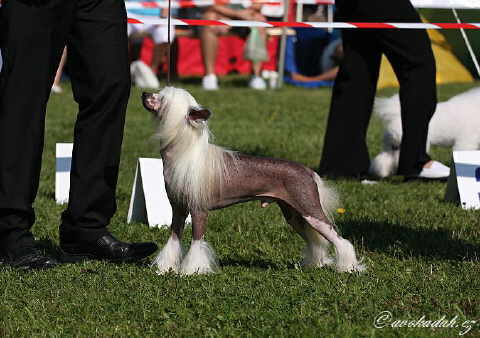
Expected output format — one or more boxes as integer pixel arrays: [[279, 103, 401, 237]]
[[59, 0, 131, 242], [318, 30, 382, 178], [52, 47, 67, 94], [381, 29, 436, 177], [0, 0, 72, 258], [200, 8, 231, 90], [150, 24, 175, 73], [200, 10, 223, 76]]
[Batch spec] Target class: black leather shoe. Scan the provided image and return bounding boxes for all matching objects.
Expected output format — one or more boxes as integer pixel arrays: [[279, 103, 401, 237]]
[[61, 234, 158, 263], [3, 248, 60, 270]]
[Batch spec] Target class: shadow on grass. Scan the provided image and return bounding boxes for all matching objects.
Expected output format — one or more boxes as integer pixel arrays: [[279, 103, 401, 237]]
[[36, 238, 63, 257], [221, 220, 479, 270], [220, 257, 287, 270], [342, 220, 479, 261], [34, 222, 478, 271]]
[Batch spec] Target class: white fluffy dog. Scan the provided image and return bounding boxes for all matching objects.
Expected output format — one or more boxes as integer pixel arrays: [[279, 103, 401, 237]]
[[370, 87, 480, 178], [142, 87, 365, 275]]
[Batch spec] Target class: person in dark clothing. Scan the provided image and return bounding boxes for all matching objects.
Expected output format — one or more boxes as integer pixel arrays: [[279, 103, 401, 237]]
[[319, 0, 450, 179], [0, 0, 157, 269]]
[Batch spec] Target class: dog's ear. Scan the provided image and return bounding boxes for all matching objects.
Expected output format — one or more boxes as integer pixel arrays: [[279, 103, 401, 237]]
[[188, 107, 211, 122]]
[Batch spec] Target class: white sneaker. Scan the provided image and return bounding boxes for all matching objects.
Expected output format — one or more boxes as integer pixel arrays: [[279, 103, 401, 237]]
[[51, 84, 63, 94], [130, 60, 160, 89], [202, 74, 218, 90], [249, 76, 266, 90], [417, 160, 450, 179]]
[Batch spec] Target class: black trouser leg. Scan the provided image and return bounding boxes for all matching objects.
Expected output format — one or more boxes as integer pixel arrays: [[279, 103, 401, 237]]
[[0, 1, 73, 255], [381, 29, 436, 176], [318, 29, 381, 178], [321, 0, 435, 178], [60, 0, 131, 242]]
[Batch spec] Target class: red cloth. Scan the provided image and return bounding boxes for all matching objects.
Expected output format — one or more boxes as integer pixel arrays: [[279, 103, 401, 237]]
[[139, 37, 154, 66], [139, 35, 278, 76]]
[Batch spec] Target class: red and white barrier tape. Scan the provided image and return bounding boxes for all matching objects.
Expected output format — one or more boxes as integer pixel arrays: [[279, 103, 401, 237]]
[[127, 16, 480, 29], [126, 1, 277, 9], [125, 0, 333, 9], [125, 0, 480, 10]]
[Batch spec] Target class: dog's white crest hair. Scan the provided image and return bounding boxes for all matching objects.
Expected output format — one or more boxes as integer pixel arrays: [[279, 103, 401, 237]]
[[154, 87, 236, 210]]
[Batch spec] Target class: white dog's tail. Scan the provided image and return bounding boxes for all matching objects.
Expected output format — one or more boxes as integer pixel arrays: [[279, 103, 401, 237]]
[[312, 173, 339, 224], [374, 94, 403, 147], [369, 150, 400, 178]]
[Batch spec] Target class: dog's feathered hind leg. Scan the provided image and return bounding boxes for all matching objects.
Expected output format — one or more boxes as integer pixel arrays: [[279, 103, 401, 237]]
[[151, 206, 187, 274], [303, 216, 365, 272], [180, 210, 219, 275], [279, 202, 333, 267], [309, 173, 365, 272]]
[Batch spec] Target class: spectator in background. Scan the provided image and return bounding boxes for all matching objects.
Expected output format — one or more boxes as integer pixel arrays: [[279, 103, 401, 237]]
[[284, 5, 341, 85], [128, 8, 175, 89], [200, 2, 268, 90], [290, 37, 342, 83], [51, 47, 67, 94], [319, 0, 449, 180]]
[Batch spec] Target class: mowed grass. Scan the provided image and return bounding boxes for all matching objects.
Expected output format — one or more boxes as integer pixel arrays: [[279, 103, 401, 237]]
[[0, 78, 479, 337]]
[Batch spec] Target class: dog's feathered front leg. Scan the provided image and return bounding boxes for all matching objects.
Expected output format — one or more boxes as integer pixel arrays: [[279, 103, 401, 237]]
[[180, 210, 219, 275], [152, 204, 187, 274]]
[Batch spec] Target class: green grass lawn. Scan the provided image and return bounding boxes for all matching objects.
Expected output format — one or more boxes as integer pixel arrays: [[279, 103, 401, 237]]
[[0, 78, 479, 337]]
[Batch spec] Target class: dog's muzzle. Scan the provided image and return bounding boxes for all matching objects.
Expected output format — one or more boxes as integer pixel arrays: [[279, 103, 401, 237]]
[[142, 92, 157, 113]]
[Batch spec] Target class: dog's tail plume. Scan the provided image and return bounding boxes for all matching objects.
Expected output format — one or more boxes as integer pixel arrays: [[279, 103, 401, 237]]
[[374, 94, 403, 147], [312, 173, 339, 224], [369, 150, 400, 178]]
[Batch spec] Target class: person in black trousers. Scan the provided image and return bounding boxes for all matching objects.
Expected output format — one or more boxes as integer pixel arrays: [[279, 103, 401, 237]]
[[319, 0, 450, 179], [0, 0, 157, 269]]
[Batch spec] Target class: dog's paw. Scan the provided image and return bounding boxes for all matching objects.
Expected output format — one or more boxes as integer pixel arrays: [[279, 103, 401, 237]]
[[180, 240, 219, 275], [151, 237, 183, 275]]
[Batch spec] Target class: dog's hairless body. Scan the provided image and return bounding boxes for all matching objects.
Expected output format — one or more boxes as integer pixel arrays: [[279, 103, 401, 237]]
[[143, 87, 364, 274], [163, 149, 328, 240]]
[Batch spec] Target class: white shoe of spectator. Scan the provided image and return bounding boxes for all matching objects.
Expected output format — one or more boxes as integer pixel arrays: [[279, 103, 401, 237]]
[[51, 84, 63, 94], [416, 161, 450, 179], [130, 60, 160, 89], [202, 74, 219, 90], [249, 76, 266, 90]]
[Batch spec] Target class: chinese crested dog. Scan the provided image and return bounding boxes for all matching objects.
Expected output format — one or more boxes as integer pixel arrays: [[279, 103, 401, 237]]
[[370, 87, 480, 178], [142, 87, 365, 275]]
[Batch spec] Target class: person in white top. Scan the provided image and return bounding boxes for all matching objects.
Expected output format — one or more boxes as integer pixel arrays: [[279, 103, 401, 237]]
[[200, 2, 269, 90]]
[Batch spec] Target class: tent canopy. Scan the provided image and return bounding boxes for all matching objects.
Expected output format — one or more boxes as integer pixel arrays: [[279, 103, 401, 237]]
[[378, 23, 474, 88]]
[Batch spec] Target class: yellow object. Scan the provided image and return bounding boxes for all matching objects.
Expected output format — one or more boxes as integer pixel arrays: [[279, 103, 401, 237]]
[[378, 29, 474, 89], [336, 208, 346, 214]]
